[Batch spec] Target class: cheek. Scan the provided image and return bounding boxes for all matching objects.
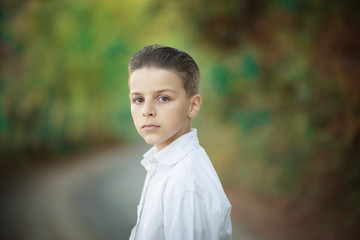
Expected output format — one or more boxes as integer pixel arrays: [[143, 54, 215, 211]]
[[131, 104, 140, 115], [130, 107, 141, 124], [165, 104, 189, 122]]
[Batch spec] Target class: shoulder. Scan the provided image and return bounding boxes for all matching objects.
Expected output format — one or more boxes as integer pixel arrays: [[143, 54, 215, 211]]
[[163, 146, 231, 212], [168, 146, 213, 186]]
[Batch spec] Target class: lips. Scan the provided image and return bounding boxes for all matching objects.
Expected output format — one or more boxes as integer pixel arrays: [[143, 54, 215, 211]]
[[142, 124, 160, 130]]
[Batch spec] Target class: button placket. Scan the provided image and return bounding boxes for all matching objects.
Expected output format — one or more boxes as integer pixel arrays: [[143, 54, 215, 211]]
[[136, 160, 157, 226]]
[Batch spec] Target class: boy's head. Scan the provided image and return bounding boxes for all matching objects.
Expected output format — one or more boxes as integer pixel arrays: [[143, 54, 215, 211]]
[[128, 44, 202, 151], [128, 44, 200, 97]]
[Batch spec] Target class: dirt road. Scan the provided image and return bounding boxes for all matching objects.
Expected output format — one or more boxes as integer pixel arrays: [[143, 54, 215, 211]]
[[0, 144, 264, 240]]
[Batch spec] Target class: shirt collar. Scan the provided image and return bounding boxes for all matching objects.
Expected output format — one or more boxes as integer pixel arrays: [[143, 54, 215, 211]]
[[141, 129, 200, 169]]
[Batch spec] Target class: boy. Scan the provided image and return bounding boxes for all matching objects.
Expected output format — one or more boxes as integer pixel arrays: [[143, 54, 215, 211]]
[[128, 44, 232, 240]]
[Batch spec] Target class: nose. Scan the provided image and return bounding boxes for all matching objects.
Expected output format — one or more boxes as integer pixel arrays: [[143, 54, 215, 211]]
[[142, 100, 155, 117]]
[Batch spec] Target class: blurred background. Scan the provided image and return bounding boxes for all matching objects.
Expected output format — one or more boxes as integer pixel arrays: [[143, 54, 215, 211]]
[[1, 0, 359, 239]]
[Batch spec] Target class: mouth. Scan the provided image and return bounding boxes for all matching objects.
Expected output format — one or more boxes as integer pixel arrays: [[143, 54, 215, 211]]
[[142, 124, 160, 130]]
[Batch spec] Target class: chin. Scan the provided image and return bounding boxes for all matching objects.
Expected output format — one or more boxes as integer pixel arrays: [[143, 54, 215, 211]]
[[144, 135, 169, 147], [144, 139, 155, 145], [142, 136, 160, 145]]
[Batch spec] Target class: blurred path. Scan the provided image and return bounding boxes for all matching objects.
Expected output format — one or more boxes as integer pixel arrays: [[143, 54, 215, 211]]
[[1, 144, 148, 240], [1, 144, 264, 240]]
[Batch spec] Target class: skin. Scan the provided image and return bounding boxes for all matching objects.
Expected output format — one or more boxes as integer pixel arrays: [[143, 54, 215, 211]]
[[129, 67, 201, 151]]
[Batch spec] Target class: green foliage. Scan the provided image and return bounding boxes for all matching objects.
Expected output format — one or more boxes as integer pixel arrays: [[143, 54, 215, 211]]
[[0, 0, 197, 163], [0, 1, 151, 161], [1, 3, 360, 230], [190, 1, 360, 233]]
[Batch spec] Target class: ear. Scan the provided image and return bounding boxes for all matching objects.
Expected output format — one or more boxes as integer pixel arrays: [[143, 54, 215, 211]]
[[188, 94, 201, 118]]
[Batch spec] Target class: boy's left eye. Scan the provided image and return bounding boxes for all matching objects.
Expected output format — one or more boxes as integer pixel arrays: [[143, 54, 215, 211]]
[[158, 96, 170, 102]]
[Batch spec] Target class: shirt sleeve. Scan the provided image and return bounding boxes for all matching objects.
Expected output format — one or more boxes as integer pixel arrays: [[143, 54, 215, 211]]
[[163, 191, 232, 240]]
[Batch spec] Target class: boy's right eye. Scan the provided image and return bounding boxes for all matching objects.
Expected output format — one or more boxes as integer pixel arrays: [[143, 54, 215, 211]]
[[133, 97, 144, 104]]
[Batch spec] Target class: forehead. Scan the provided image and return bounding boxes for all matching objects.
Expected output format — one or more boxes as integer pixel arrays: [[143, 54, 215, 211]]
[[129, 67, 185, 93]]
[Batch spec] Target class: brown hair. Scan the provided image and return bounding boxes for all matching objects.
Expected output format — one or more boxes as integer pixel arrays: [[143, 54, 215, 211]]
[[128, 44, 200, 97]]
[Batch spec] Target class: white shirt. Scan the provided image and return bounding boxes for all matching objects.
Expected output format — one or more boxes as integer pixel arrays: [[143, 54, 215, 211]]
[[129, 129, 232, 240]]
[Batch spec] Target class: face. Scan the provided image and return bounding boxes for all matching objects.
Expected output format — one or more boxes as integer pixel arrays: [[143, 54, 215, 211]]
[[129, 67, 200, 151]]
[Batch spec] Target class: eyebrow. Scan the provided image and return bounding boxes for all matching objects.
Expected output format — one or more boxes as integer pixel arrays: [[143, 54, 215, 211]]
[[129, 88, 177, 97]]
